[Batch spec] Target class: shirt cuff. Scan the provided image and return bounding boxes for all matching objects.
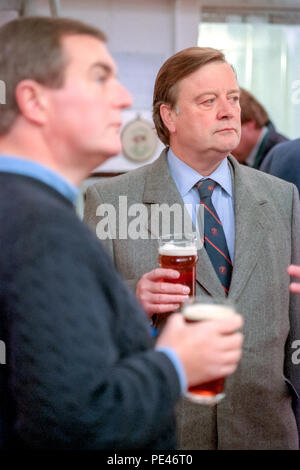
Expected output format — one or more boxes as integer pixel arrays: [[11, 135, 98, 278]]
[[155, 346, 187, 394]]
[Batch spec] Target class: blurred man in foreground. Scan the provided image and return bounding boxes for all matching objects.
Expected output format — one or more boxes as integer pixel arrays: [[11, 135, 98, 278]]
[[0, 17, 244, 450]]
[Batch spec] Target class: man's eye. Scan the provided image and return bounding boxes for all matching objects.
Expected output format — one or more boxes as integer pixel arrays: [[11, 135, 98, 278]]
[[97, 75, 108, 83], [230, 96, 239, 103], [202, 98, 214, 105]]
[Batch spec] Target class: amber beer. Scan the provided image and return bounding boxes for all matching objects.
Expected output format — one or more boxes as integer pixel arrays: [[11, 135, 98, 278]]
[[183, 302, 236, 405], [158, 240, 198, 296]]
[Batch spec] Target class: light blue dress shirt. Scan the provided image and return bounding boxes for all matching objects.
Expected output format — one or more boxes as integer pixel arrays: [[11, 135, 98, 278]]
[[167, 148, 235, 262], [0, 154, 187, 393], [0, 155, 78, 203]]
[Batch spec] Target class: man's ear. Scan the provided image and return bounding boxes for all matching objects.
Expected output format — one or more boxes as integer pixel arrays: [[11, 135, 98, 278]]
[[159, 103, 177, 134], [15, 79, 48, 126]]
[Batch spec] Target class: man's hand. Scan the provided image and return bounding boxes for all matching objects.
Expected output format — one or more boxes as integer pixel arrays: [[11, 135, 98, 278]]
[[287, 264, 300, 294], [136, 268, 190, 317], [157, 312, 244, 387]]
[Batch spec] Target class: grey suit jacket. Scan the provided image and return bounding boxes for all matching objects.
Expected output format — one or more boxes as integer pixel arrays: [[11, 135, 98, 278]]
[[84, 150, 300, 450]]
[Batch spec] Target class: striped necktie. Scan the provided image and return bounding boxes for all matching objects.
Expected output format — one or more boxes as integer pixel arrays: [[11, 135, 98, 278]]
[[196, 178, 233, 294]]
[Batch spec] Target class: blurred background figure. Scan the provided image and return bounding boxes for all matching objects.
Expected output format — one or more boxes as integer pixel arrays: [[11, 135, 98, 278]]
[[231, 88, 289, 169], [260, 138, 300, 196]]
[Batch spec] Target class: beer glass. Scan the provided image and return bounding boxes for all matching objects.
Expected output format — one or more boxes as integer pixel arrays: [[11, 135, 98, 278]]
[[158, 233, 198, 296], [182, 296, 237, 406]]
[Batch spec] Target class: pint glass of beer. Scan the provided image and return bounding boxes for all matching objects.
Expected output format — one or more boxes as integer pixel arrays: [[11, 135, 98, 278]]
[[182, 297, 237, 406], [158, 234, 198, 297]]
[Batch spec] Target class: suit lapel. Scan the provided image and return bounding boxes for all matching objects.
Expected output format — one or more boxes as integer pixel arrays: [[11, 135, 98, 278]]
[[142, 149, 183, 208], [142, 150, 226, 297], [228, 155, 271, 300]]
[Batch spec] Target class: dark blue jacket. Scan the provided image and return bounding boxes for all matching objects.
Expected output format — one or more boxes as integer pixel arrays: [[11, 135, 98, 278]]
[[0, 173, 180, 449], [260, 138, 300, 197]]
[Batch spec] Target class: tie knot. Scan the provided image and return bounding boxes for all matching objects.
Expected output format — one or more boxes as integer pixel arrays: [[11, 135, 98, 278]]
[[196, 178, 217, 200]]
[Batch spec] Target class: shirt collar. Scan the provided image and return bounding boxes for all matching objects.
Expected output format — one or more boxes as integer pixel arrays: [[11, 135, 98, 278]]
[[167, 148, 233, 197], [0, 155, 78, 204]]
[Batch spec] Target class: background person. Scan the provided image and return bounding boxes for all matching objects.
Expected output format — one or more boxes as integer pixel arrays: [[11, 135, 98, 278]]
[[85, 47, 300, 449], [231, 87, 289, 169], [0, 17, 244, 450]]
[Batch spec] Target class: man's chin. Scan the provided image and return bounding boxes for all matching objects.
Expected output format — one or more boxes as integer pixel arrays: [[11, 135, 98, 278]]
[[216, 140, 241, 156], [100, 144, 122, 159], [215, 146, 239, 156], [86, 145, 122, 170]]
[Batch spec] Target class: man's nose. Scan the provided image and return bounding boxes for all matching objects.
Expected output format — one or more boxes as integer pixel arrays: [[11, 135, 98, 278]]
[[116, 82, 133, 109], [217, 98, 234, 120]]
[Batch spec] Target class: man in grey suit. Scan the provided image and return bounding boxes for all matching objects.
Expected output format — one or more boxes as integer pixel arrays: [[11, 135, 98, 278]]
[[84, 47, 300, 449]]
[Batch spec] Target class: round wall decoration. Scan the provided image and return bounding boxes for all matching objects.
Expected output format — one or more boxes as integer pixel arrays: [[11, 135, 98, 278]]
[[121, 115, 158, 162]]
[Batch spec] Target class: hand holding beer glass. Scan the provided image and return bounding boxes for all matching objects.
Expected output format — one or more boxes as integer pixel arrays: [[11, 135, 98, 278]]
[[182, 297, 239, 406], [158, 234, 198, 297]]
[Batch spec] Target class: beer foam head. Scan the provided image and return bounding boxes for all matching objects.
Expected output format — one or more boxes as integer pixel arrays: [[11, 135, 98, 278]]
[[159, 243, 197, 257], [183, 303, 235, 321]]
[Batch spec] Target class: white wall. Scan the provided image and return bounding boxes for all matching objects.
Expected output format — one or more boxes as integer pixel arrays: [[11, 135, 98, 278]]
[[202, 0, 300, 8], [21, 0, 300, 173], [33, 0, 201, 54]]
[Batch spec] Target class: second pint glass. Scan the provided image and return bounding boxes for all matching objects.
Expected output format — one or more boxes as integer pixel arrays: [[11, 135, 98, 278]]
[[182, 297, 237, 405], [158, 234, 198, 296]]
